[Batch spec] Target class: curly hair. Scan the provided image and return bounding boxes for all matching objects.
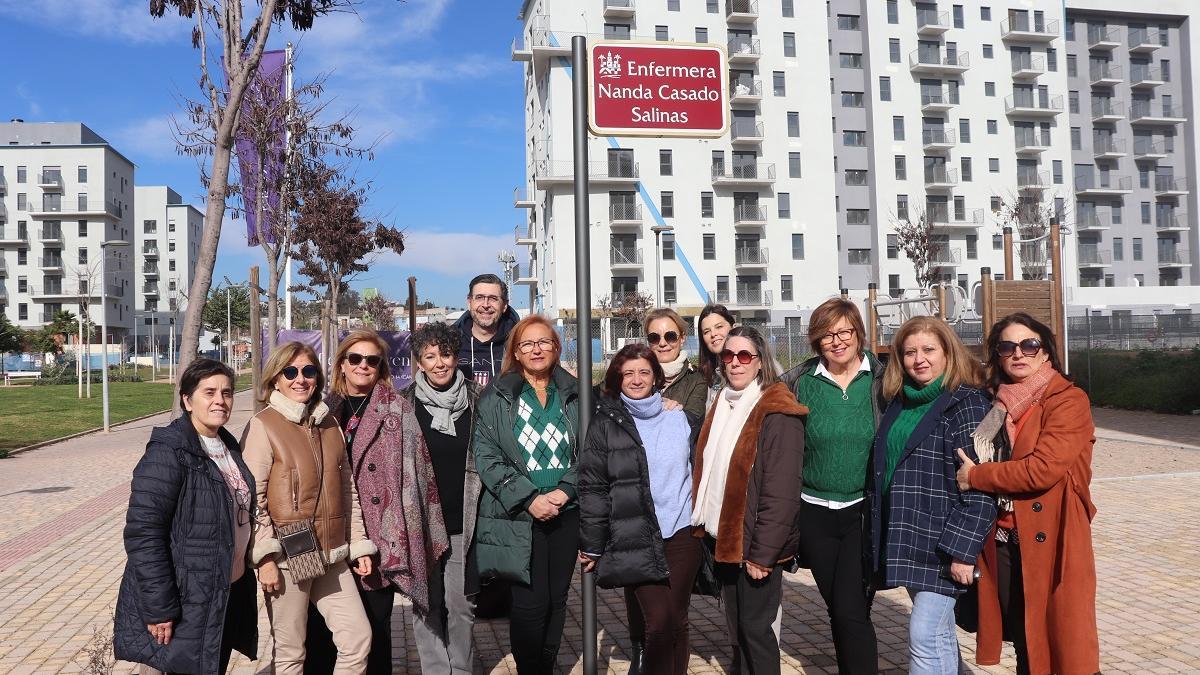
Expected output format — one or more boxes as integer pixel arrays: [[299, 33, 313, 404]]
[[411, 321, 462, 360]]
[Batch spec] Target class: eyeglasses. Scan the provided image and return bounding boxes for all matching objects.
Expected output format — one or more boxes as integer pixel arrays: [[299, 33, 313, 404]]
[[720, 349, 760, 365], [818, 328, 856, 346], [647, 331, 680, 345], [281, 364, 320, 381], [471, 294, 503, 305], [346, 353, 382, 368], [996, 338, 1043, 358], [517, 338, 556, 354]]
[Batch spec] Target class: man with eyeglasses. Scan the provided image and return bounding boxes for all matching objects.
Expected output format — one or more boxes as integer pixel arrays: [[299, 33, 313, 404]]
[[453, 274, 522, 387]]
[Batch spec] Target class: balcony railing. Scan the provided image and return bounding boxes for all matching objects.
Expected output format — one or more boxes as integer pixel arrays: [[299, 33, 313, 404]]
[[735, 288, 772, 306], [603, 0, 635, 16], [1014, 133, 1051, 151], [729, 79, 763, 101], [29, 200, 122, 217], [725, 0, 758, 21], [513, 186, 535, 208], [728, 38, 761, 59], [909, 49, 970, 72], [1074, 175, 1132, 193], [930, 248, 962, 265], [143, 284, 160, 294], [711, 163, 776, 182], [916, 10, 950, 34], [1004, 94, 1062, 114], [929, 207, 984, 227], [1075, 214, 1111, 231], [1089, 63, 1122, 84], [1158, 249, 1191, 266], [1129, 28, 1162, 52], [535, 159, 640, 181], [734, 204, 768, 223], [924, 167, 959, 187], [143, 244, 160, 256], [922, 128, 956, 148], [734, 247, 769, 265], [1094, 138, 1126, 156], [38, 256, 64, 269], [1000, 18, 1059, 41], [920, 87, 957, 110], [143, 263, 159, 274], [708, 290, 731, 304], [1130, 104, 1185, 122], [1087, 27, 1120, 49], [1091, 100, 1125, 120], [1155, 176, 1188, 194], [610, 247, 643, 266], [731, 122, 765, 141], [1156, 213, 1189, 231], [38, 227, 64, 241], [1130, 66, 1164, 86], [37, 172, 63, 188], [1077, 246, 1112, 266], [1018, 171, 1051, 190], [0, 228, 28, 242], [1011, 55, 1045, 77], [1134, 140, 1168, 158], [609, 203, 642, 222]]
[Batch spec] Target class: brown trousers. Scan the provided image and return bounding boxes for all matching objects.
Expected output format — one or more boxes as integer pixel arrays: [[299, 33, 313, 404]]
[[623, 526, 703, 675]]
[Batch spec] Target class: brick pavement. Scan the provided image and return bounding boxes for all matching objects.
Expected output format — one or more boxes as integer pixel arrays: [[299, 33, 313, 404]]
[[0, 402, 1197, 674]]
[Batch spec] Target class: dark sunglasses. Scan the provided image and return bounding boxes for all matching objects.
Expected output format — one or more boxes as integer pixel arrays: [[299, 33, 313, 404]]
[[281, 364, 320, 381], [996, 338, 1043, 358], [647, 331, 680, 345], [720, 349, 760, 365], [346, 353, 382, 368]]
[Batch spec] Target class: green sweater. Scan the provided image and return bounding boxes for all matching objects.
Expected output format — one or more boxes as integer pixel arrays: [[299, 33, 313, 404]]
[[796, 365, 875, 502], [883, 375, 945, 495], [512, 382, 573, 493]]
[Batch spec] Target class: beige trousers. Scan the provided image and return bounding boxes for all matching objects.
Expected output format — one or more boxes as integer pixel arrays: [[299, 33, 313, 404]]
[[265, 563, 372, 675]]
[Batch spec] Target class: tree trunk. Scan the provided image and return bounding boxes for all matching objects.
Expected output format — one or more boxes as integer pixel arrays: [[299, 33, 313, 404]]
[[266, 245, 281, 351]]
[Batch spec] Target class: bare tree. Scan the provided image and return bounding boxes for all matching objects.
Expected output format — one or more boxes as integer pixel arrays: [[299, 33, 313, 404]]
[[150, 0, 354, 408], [892, 209, 941, 291], [993, 192, 1068, 280]]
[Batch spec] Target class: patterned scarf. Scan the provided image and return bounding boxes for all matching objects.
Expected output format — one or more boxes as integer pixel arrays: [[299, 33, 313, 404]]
[[972, 360, 1056, 515]]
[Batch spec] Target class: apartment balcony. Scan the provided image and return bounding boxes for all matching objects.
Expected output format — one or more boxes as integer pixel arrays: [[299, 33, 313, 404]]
[[1134, 140, 1169, 162], [28, 200, 122, 220], [30, 286, 80, 301], [1011, 56, 1045, 80], [1014, 133, 1052, 154], [0, 228, 28, 246], [0, 202, 6, 218], [602, 0, 635, 19], [734, 289, 773, 308], [916, 10, 950, 36], [920, 88, 956, 112], [143, 284, 160, 297], [609, 203, 643, 227], [142, 244, 160, 258], [514, 225, 536, 246], [1001, 18, 1059, 43], [143, 263, 159, 277], [1156, 213, 1190, 232], [1074, 175, 1133, 197], [734, 204, 768, 226], [729, 79, 763, 105], [1087, 27, 1121, 51], [725, 0, 758, 24], [1091, 101, 1125, 124], [1018, 171, 1052, 192], [1004, 94, 1062, 117], [38, 227, 64, 243], [930, 248, 962, 267], [1088, 64, 1123, 87], [37, 172, 63, 191], [734, 247, 769, 268], [728, 38, 761, 63], [731, 122, 765, 145], [513, 186, 535, 209], [1077, 246, 1112, 268], [1155, 177, 1189, 198], [514, 263, 537, 286], [510, 26, 570, 63], [1130, 66, 1165, 89], [1129, 28, 1162, 53], [1094, 138, 1127, 159], [1129, 104, 1186, 126], [924, 167, 959, 190], [37, 256, 65, 272], [1157, 249, 1192, 268], [610, 247, 643, 269], [908, 49, 969, 75], [928, 207, 984, 230], [1075, 214, 1111, 232], [534, 159, 640, 187], [922, 128, 956, 152], [711, 163, 775, 186]]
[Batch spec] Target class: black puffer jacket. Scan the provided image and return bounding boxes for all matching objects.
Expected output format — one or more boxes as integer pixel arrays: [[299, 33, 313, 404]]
[[114, 415, 258, 675], [578, 395, 701, 589]]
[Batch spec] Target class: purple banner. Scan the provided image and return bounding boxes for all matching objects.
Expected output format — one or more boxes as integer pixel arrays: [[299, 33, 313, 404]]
[[266, 330, 413, 390], [235, 49, 288, 246]]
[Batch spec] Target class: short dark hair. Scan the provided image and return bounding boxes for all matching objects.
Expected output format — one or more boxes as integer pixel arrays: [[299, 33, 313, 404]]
[[411, 321, 462, 360], [603, 343, 665, 398], [985, 312, 1064, 391], [468, 273, 509, 304], [724, 325, 781, 387], [807, 297, 867, 356], [179, 358, 236, 412]]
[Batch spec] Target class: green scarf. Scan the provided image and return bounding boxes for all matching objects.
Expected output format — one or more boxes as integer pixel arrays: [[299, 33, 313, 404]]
[[883, 375, 945, 494]]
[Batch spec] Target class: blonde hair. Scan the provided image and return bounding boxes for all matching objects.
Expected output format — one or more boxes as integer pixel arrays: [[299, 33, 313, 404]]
[[882, 317, 982, 401], [261, 341, 325, 406], [644, 307, 688, 335], [331, 329, 392, 396], [500, 314, 562, 375]]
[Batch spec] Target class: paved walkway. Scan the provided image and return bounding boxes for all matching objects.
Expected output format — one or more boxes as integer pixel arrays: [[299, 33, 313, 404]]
[[0, 394, 1197, 673]]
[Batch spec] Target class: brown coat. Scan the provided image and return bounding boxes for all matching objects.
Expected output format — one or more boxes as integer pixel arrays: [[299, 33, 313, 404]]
[[692, 382, 807, 566], [970, 373, 1099, 675]]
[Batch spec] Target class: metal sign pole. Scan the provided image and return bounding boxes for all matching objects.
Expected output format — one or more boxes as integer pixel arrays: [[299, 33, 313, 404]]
[[571, 34, 597, 675]]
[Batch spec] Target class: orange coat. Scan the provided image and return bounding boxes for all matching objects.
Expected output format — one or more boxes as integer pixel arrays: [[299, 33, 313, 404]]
[[970, 372, 1100, 675]]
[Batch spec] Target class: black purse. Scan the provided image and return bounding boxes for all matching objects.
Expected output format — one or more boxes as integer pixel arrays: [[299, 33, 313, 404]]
[[691, 532, 721, 598]]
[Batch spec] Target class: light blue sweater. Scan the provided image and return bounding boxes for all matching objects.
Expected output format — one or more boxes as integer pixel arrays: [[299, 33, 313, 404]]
[[621, 392, 694, 538]]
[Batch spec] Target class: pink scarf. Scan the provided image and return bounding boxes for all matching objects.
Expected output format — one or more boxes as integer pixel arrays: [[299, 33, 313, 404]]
[[995, 360, 1056, 444]]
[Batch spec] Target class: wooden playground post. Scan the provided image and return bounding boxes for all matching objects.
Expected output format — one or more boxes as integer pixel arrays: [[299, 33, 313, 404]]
[[407, 276, 418, 379], [980, 267, 994, 334], [1002, 227, 1015, 280], [1048, 218, 1065, 359], [935, 284, 947, 320], [866, 283, 879, 353], [840, 287, 849, 300]]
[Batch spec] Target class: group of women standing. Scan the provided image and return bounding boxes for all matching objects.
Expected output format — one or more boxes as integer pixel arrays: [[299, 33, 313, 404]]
[[113, 298, 1100, 675]]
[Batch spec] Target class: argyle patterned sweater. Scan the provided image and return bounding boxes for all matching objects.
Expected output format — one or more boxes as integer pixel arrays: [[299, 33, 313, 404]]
[[513, 382, 573, 493]]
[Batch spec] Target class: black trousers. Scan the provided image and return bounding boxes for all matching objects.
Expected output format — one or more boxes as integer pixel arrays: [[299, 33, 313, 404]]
[[796, 500, 879, 674], [510, 508, 580, 675], [718, 560, 783, 675], [304, 585, 395, 675], [624, 526, 703, 675], [995, 538, 1030, 675]]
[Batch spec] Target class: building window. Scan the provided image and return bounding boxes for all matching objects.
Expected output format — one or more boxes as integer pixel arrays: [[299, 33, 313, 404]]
[[1066, 54, 1076, 76], [703, 234, 716, 260], [782, 0, 793, 18], [844, 130, 866, 147], [886, 0, 898, 24], [78, 220, 87, 237], [888, 274, 902, 298], [772, 71, 786, 96], [1053, 160, 1063, 184], [701, 192, 714, 218], [695, 27, 707, 43], [966, 234, 978, 259], [788, 152, 802, 178], [664, 276, 677, 303], [1159, 24, 1169, 46], [961, 157, 973, 182], [169, 259, 176, 271], [980, 6, 991, 20], [897, 195, 909, 220], [887, 234, 899, 259], [993, 234, 1003, 250], [892, 116, 905, 141], [841, 91, 864, 108], [787, 112, 800, 137], [783, 33, 796, 57], [1161, 59, 1171, 82], [953, 4, 964, 28], [706, 0, 718, 12], [655, 25, 669, 41], [660, 191, 674, 218], [848, 249, 871, 265], [1068, 91, 1079, 114], [663, 233, 676, 260], [791, 233, 805, 259], [168, 221, 176, 233], [837, 14, 861, 30], [1064, 19, 1074, 40], [989, 158, 1000, 173], [1132, 238, 1143, 261], [889, 39, 901, 63], [846, 209, 869, 224], [169, 241, 176, 252], [879, 77, 891, 101], [1070, 128, 1081, 150], [781, 276, 793, 302], [78, 248, 88, 264], [668, 0, 679, 10], [1047, 48, 1057, 72], [659, 149, 672, 176], [17, 249, 26, 266], [982, 44, 993, 59], [17, 193, 26, 210], [845, 169, 868, 186], [894, 155, 907, 180], [987, 120, 998, 134], [959, 119, 971, 143], [1113, 237, 1124, 261], [1141, 202, 1151, 224], [18, 304, 27, 321], [984, 82, 995, 97], [604, 23, 631, 39], [839, 53, 863, 69], [77, 166, 87, 182], [778, 192, 791, 218], [16, 166, 26, 183], [1111, 203, 1122, 225]]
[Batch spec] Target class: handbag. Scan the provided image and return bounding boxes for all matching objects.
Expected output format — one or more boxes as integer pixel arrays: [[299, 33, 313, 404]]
[[276, 425, 328, 584], [691, 530, 721, 598]]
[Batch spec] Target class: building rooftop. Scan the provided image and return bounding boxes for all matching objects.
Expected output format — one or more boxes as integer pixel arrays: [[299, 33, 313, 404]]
[[0, 121, 109, 146]]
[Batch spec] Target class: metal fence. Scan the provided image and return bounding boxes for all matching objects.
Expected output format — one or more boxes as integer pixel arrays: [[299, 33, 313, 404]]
[[1068, 313, 1200, 351]]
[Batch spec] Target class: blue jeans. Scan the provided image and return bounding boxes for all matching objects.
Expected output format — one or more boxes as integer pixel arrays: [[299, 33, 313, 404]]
[[906, 588, 963, 675]]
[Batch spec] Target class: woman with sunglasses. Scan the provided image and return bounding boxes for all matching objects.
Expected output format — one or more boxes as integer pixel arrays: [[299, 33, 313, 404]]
[[474, 315, 581, 674], [241, 341, 376, 675], [578, 343, 704, 675], [868, 317, 995, 675], [697, 304, 737, 410], [646, 308, 707, 436], [692, 325, 806, 675], [955, 313, 1099, 675], [115, 359, 258, 675]]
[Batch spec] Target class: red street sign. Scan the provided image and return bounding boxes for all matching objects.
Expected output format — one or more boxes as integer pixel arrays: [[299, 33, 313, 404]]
[[588, 41, 728, 138]]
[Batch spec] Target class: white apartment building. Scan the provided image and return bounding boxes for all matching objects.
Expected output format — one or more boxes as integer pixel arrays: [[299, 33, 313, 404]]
[[0, 121, 137, 339], [513, 0, 1200, 322], [134, 186, 204, 351]]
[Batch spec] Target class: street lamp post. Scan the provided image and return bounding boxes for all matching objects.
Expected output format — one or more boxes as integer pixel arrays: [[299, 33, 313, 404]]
[[100, 240, 130, 432], [651, 224, 674, 305]]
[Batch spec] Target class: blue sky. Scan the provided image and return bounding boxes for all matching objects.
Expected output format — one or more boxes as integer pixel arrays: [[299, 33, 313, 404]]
[[0, 0, 528, 310]]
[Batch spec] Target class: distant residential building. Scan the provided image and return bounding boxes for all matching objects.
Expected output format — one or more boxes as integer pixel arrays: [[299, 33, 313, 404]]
[[133, 186, 204, 352]]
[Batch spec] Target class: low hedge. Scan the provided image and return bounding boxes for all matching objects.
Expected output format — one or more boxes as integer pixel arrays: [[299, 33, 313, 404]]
[[1069, 348, 1200, 414]]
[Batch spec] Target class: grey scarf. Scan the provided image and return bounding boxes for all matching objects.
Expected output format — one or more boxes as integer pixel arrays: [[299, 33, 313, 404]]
[[414, 369, 469, 436]]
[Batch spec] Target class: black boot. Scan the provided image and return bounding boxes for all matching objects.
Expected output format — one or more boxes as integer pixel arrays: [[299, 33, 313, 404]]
[[627, 640, 644, 675]]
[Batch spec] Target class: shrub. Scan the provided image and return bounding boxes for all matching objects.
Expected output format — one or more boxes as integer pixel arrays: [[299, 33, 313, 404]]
[[1070, 348, 1200, 414]]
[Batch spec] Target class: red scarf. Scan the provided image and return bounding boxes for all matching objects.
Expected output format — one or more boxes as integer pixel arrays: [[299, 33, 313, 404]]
[[996, 360, 1056, 444]]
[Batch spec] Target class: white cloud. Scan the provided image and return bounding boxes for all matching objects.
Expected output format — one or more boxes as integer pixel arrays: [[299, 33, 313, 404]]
[[0, 0, 188, 44], [375, 230, 513, 275], [107, 115, 180, 162]]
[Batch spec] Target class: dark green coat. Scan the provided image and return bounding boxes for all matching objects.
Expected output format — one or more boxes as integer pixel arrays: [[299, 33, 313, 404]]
[[662, 360, 708, 420], [473, 366, 581, 585]]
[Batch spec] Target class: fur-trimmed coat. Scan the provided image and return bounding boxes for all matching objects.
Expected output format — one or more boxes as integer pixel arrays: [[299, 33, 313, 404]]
[[692, 382, 808, 567]]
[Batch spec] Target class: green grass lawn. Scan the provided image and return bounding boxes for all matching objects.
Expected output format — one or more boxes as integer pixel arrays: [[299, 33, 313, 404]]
[[0, 381, 176, 451]]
